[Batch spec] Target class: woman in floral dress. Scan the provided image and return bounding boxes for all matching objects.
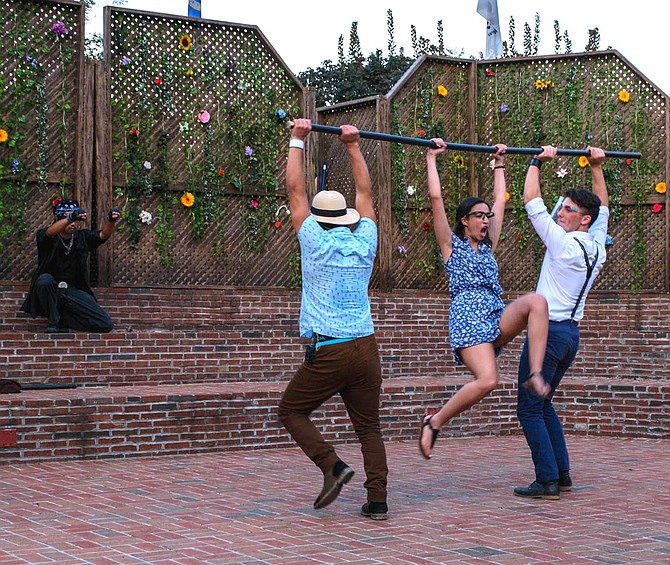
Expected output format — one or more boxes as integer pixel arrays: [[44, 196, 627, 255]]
[[419, 139, 551, 459]]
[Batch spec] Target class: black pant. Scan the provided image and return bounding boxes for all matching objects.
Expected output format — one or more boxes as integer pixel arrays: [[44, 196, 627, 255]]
[[34, 273, 113, 333]]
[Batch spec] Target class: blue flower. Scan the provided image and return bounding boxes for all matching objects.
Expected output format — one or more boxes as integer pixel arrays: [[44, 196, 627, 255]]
[[605, 234, 614, 247], [11, 159, 20, 174], [500, 103, 509, 113], [245, 146, 253, 157], [276, 109, 287, 120], [121, 56, 131, 66]]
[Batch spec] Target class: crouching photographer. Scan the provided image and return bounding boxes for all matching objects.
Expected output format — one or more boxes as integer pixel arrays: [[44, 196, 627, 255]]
[[20, 196, 121, 334]]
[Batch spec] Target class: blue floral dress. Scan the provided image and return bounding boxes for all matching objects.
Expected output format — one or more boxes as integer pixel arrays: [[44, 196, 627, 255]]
[[445, 232, 505, 364]]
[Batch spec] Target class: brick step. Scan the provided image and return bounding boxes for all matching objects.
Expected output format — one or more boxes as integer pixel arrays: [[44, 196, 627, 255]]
[[1, 377, 667, 465]]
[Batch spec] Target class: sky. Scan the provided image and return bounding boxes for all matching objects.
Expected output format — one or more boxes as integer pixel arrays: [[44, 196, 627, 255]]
[[89, 1, 670, 96]]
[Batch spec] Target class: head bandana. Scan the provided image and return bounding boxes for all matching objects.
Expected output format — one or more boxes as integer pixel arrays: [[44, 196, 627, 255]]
[[52, 197, 79, 218]]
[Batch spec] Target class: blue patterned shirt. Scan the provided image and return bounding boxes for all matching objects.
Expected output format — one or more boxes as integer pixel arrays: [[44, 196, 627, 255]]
[[297, 215, 376, 338]]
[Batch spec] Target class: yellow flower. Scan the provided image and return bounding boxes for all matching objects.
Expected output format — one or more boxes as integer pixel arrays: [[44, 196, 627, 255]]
[[453, 155, 465, 169], [578, 156, 589, 168], [180, 192, 195, 207], [186, 68, 194, 76], [655, 182, 666, 194], [437, 85, 448, 97], [0, 128, 7, 143], [546, 80, 554, 88], [505, 191, 511, 201], [535, 79, 545, 90], [618, 90, 630, 103], [179, 34, 192, 51]]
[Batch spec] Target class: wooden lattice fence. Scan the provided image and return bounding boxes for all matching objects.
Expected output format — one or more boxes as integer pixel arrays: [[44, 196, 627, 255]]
[[0, 0, 85, 282]]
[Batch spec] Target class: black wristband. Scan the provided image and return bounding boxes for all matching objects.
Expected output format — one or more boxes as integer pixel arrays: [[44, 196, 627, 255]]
[[494, 165, 505, 170], [529, 157, 542, 169]]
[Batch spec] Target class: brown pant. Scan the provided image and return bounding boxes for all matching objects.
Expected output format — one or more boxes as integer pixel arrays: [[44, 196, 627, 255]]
[[278, 334, 388, 503]]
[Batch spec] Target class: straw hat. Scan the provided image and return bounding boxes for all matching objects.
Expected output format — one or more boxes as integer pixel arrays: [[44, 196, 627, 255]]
[[310, 190, 360, 226]]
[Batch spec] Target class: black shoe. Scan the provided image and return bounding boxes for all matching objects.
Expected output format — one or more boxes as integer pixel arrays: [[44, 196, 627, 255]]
[[514, 480, 560, 500], [559, 471, 572, 492], [361, 501, 389, 521], [46, 324, 67, 334], [313, 461, 354, 509]]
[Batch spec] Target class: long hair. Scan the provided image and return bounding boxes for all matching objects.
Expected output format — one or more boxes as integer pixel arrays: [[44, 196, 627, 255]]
[[453, 197, 491, 245]]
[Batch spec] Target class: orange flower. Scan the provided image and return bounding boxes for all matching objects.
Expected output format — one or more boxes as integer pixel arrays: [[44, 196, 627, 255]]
[[618, 90, 630, 103], [180, 192, 195, 207], [274, 221, 281, 229], [505, 191, 511, 201], [0, 128, 7, 143], [578, 156, 589, 168], [655, 182, 666, 194], [437, 85, 448, 97]]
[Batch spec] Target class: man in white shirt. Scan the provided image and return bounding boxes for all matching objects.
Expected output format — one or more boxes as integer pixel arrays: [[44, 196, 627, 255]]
[[514, 146, 609, 500]]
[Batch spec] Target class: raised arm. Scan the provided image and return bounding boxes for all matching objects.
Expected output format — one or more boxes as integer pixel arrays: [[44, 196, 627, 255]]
[[339, 125, 375, 223], [586, 146, 608, 207], [524, 145, 557, 205], [426, 139, 452, 263], [488, 144, 507, 252], [287, 118, 312, 233]]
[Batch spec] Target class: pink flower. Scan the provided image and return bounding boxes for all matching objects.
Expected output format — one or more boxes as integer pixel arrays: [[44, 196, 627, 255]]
[[250, 199, 259, 209], [486, 68, 493, 77], [198, 110, 210, 124], [652, 203, 663, 213]]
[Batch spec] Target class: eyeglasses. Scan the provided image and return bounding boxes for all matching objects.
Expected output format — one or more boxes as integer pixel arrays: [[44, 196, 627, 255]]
[[466, 211, 495, 219], [560, 204, 585, 215]]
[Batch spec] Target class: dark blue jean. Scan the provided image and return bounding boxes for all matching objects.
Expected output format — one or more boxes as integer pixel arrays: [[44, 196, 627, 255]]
[[517, 320, 580, 482]]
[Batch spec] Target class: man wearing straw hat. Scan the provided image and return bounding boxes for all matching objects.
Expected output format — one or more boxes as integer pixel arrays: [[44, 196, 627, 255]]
[[514, 146, 609, 500], [278, 118, 388, 521]]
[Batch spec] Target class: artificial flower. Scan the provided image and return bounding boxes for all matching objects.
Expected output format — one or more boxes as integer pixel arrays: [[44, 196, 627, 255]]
[[143, 161, 152, 170], [250, 199, 259, 209], [52, 196, 63, 207], [486, 68, 493, 77], [219, 169, 225, 176], [517, 233, 523, 239], [422, 222, 431, 231], [139, 210, 153, 225], [605, 234, 614, 247], [500, 103, 508, 113], [154, 78, 162, 85], [51, 21, 68, 37], [178, 34, 192, 51], [626, 158, 633, 166], [418, 129, 425, 137], [397, 245, 407, 254], [652, 203, 663, 213], [578, 156, 589, 168], [276, 109, 287, 120], [505, 192, 511, 201], [406, 186, 415, 196], [245, 146, 254, 157], [11, 159, 20, 174], [437, 85, 448, 97], [586, 133, 593, 140], [556, 168, 568, 178], [618, 90, 630, 103], [654, 182, 666, 194], [186, 69, 194, 76], [274, 221, 281, 229], [197, 110, 210, 124], [180, 192, 195, 207], [121, 56, 131, 66], [0, 128, 7, 143], [25, 54, 39, 68], [179, 122, 189, 133], [128, 128, 139, 137], [535, 79, 545, 90], [453, 155, 465, 169]]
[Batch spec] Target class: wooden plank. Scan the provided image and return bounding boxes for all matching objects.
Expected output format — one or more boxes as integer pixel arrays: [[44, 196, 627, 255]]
[[375, 96, 392, 292], [467, 60, 478, 197]]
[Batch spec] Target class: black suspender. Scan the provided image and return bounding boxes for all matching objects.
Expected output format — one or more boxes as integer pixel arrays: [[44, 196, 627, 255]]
[[571, 238, 599, 321]]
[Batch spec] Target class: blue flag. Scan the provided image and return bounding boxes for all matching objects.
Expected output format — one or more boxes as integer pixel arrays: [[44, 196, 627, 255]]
[[188, 0, 201, 18]]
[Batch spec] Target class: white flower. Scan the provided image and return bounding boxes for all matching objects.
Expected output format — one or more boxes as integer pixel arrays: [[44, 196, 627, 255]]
[[179, 122, 189, 133], [489, 159, 496, 169], [143, 161, 152, 170], [406, 185, 415, 196], [139, 210, 153, 225], [556, 167, 568, 178]]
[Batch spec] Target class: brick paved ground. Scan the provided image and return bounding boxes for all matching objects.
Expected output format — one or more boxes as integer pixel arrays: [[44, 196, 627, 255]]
[[1, 435, 668, 564]]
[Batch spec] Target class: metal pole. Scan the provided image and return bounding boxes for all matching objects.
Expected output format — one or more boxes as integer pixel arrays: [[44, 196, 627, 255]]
[[306, 123, 642, 160]]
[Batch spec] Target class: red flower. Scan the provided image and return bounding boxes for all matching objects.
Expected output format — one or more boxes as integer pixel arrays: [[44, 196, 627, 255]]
[[517, 233, 523, 239], [219, 169, 225, 176], [652, 203, 663, 213], [418, 129, 425, 137], [128, 128, 139, 137], [154, 78, 162, 85], [422, 221, 431, 231], [250, 199, 259, 209], [274, 221, 281, 228], [486, 68, 493, 77], [51, 196, 62, 207], [626, 158, 632, 165]]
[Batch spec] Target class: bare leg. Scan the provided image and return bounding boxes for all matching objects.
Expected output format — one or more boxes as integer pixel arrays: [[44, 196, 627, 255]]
[[420, 343, 499, 457], [494, 292, 550, 397]]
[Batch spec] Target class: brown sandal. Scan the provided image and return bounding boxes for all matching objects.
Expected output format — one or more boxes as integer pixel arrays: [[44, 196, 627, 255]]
[[524, 371, 551, 398], [419, 415, 440, 459]]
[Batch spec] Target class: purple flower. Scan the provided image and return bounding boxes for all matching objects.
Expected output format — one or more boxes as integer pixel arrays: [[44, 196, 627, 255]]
[[397, 245, 407, 254], [245, 146, 253, 157], [11, 159, 20, 174], [500, 103, 509, 113], [51, 21, 68, 38], [26, 54, 38, 68], [121, 56, 131, 66], [587, 133, 593, 140]]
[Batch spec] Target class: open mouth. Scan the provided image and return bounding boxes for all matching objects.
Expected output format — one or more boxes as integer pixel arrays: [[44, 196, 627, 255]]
[[481, 227, 488, 237]]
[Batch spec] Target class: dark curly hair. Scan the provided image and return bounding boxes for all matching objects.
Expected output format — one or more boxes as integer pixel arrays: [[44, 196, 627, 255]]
[[565, 189, 601, 227]]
